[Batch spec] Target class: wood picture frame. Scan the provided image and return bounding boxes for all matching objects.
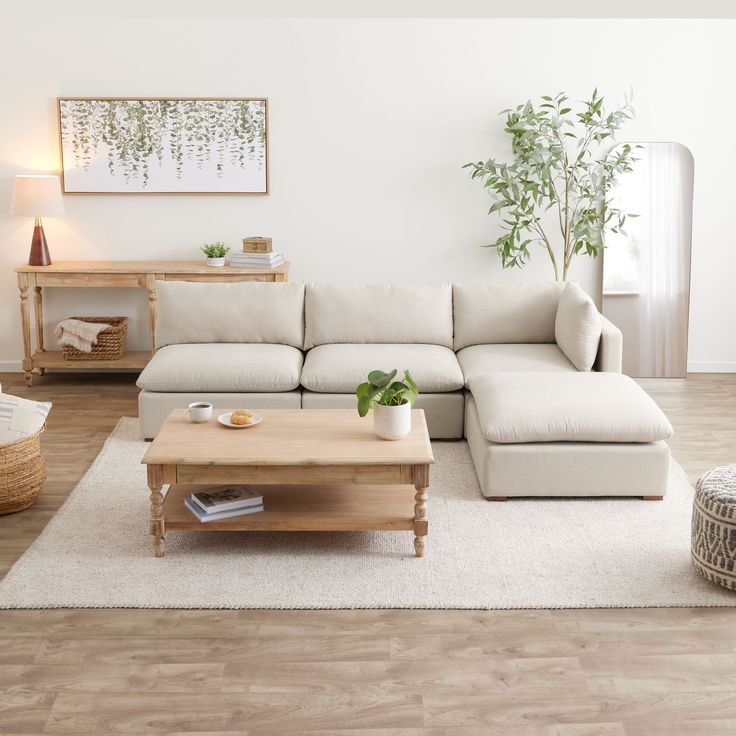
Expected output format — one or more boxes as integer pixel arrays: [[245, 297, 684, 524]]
[[57, 97, 269, 195]]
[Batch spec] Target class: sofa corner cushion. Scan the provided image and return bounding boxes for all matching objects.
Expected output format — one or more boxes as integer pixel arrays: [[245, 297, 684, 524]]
[[304, 283, 453, 349], [136, 343, 304, 393], [554, 282, 602, 372], [300, 343, 464, 393], [452, 282, 564, 350], [467, 371, 673, 443], [154, 280, 305, 349]]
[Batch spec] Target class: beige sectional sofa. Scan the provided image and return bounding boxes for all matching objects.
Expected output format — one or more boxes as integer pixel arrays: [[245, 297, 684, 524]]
[[137, 279, 672, 498]]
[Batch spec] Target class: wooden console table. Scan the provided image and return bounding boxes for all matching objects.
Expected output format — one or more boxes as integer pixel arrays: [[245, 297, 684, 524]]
[[15, 260, 289, 387]]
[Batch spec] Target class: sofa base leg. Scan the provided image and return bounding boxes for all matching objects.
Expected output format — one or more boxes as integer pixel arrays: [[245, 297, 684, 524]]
[[643, 495, 664, 501], [487, 496, 507, 502]]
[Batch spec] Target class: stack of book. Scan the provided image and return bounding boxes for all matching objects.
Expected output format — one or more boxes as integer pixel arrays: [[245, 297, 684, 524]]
[[230, 251, 285, 269], [184, 485, 264, 522]]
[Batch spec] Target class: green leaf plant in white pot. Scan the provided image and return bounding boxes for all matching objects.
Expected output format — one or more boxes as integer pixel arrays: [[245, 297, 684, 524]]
[[356, 369, 419, 440], [201, 241, 230, 267]]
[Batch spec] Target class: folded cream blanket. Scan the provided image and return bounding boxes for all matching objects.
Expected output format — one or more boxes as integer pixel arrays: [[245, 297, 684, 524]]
[[54, 319, 110, 353]]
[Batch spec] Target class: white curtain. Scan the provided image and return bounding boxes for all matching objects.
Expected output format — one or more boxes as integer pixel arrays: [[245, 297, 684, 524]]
[[603, 143, 693, 377], [636, 143, 693, 377]]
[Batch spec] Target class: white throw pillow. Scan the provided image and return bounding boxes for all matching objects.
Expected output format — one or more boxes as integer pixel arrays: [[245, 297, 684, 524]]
[[0, 392, 52, 446], [554, 282, 602, 372]]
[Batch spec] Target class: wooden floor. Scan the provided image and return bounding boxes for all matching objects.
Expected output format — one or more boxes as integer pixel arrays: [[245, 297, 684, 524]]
[[1, 371, 735, 735]]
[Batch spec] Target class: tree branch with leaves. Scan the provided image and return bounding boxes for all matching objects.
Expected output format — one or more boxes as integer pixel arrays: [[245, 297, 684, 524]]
[[464, 89, 638, 280]]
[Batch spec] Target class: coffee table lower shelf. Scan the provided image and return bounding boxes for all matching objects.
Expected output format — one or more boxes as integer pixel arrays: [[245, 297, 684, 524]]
[[161, 484, 427, 554]]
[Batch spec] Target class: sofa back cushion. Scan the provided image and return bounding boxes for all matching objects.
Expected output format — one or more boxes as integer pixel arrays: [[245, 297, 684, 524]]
[[154, 281, 304, 349], [453, 282, 564, 350], [555, 281, 602, 372], [304, 283, 453, 349]]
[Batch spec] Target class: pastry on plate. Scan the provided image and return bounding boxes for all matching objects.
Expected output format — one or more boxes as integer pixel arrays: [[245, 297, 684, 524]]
[[230, 411, 252, 426]]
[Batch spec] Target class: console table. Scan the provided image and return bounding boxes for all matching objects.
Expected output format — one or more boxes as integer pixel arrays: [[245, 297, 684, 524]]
[[14, 260, 290, 386]]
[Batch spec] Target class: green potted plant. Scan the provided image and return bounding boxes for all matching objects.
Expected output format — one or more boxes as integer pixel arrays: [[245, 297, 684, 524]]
[[464, 89, 637, 280], [200, 241, 230, 267], [356, 369, 419, 440]]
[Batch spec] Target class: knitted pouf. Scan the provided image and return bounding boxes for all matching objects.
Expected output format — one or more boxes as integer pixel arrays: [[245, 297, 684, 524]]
[[692, 465, 736, 591]]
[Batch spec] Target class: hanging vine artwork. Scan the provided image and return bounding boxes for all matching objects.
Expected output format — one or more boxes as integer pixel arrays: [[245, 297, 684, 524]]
[[58, 98, 268, 193]]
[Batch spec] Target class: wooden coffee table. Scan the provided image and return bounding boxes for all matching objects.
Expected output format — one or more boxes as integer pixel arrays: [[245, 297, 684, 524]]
[[141, 409, 434, 558]]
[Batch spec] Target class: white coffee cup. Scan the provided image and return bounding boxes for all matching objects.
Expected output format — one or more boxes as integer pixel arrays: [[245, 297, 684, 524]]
[[185, 401, 213, 423]]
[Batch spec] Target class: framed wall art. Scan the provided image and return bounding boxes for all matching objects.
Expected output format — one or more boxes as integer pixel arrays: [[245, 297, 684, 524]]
[[58, 97, 268, 194]]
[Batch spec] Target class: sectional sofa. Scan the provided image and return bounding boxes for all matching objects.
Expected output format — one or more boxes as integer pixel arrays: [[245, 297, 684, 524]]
[[137, 280, 673, 498]]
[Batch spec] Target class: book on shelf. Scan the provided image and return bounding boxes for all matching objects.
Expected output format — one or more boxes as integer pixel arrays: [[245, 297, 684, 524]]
[[184, 497, 265, 523], [190, 485, 263, 514], [231, 252, 284, 263], [230, 259, 285, 269]]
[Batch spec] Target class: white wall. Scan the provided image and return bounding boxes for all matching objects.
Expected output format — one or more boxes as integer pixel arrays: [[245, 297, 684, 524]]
[[0, 18, 734, 370]]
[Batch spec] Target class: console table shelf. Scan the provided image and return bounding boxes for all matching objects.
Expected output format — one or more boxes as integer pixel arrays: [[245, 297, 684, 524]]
[[30, 350, 151, 370], [15, 260, 289, 386]]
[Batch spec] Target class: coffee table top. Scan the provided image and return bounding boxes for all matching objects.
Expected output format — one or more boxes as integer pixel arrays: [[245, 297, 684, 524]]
[[142, 409, 434, 466]]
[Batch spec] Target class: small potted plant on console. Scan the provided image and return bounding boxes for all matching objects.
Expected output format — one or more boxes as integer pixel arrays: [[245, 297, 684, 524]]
[[201, 241, 230, 267], [356, 369, 419, 440]]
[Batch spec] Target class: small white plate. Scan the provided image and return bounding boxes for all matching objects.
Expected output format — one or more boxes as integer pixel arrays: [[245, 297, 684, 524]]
[[217, 412, 263, 429]]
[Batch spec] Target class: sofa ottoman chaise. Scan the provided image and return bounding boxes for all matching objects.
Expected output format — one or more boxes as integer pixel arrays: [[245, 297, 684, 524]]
[[465, 372, 674, 499]]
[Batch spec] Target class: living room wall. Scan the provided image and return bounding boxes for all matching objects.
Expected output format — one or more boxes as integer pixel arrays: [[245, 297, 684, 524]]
[[0, 18, 734, 371]]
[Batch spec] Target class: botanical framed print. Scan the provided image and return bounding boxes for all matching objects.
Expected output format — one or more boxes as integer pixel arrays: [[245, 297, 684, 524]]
[[58, 97, 268, 194]]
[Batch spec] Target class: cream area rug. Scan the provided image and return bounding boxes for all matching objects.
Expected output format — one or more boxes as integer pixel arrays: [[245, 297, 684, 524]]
[[0, 417, 734, 609]]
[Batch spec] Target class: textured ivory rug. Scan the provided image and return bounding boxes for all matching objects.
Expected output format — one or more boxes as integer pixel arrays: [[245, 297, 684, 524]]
[[0, 417, 734, 609]]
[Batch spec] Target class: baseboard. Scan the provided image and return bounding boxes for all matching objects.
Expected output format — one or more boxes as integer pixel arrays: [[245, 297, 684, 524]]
[[2, 358, 735, 374], [688, 361, 736, 373]]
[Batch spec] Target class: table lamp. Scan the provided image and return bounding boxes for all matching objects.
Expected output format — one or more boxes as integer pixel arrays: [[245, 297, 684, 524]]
[[10, 175, 65, 266]]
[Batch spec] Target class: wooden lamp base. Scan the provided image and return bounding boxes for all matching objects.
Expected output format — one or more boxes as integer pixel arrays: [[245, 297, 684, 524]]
[[29, 217, 51, 266]]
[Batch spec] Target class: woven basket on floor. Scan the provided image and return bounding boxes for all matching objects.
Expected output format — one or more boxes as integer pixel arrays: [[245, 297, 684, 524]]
[[0, 427, 46, 515], [60, 316, 127, 361]]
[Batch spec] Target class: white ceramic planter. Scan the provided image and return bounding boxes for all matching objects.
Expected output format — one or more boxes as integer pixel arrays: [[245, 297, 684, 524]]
[[373, 401, 412, 440], [206, 257, 226, 267]]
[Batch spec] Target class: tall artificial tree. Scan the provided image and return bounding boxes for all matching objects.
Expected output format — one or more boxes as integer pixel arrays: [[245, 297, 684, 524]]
[[464, 90, 637, 280]]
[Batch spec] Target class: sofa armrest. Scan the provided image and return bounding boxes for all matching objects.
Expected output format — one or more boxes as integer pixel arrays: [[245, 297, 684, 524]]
[[594, 315, 623, 373]]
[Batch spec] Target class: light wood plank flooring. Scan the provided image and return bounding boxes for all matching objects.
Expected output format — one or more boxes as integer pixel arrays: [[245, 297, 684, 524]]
[[0, 372, 735, 735]]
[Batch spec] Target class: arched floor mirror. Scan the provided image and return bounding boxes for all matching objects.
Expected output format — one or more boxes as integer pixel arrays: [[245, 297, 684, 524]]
[[602, 142, 694, 378]]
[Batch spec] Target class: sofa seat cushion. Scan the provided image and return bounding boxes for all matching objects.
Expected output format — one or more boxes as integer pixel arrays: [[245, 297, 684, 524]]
[[300, 344, 464, 393], [136, 344, 304, 392], [468, 371, 673, 443], [457, 344, 576, 385]]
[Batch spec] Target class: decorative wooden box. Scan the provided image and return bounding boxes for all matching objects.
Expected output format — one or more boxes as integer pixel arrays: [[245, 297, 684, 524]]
[[243, 237, 272, 253]]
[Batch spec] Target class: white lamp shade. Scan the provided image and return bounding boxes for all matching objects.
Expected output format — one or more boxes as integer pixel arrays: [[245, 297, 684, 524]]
[[10, 175, 65, 217]]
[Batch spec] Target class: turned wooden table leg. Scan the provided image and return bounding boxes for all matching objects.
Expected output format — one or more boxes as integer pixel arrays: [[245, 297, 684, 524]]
[[146, 274, 158, 356], [413, 464, 429, 558], [18, 273, 33, 387], [33, 286, 45, 375], [147, 464, 166, 557]]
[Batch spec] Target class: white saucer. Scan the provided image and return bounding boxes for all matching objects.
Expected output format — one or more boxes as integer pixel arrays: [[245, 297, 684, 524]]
[[217, 412, 263, 429]]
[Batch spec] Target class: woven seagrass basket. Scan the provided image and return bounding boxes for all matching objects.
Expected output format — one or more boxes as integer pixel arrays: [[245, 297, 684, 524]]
[[0, 426, 46, 515], [60, 316, 128, 361]]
